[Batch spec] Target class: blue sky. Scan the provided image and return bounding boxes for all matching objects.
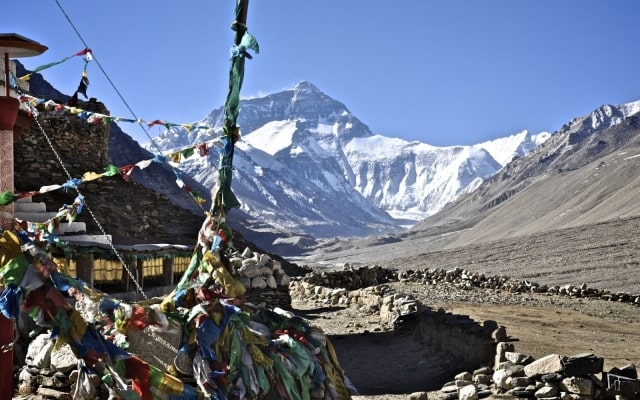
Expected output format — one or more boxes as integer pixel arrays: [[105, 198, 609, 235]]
[[8, 1, 640, 147]]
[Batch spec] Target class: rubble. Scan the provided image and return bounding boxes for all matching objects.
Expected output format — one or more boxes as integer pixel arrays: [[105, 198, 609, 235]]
[[289, 264, 423, 328], [434, 338, 640, 400]]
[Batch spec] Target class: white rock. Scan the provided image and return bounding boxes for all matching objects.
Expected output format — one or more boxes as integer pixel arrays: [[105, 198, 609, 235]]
[[408, 392, 428, 400], [50, 343, 78, 373], [505, 351, 530, 365], [238, 264, 261, 278], [524, 354, 565, 377], [241, 247, 253, 258], [258, 253, 271, 266], [229, 257, 243, 267], [454, 372, 473, 381], [535, 384, 559, 398], [560, 376, 594, 395], [266, 275, 277, 289], [251, 276, 267, 289], [25, 333, 54, 368], [459, 384, 478, 400], [241, 258, 258, 268], [492, 369, 512, 390]]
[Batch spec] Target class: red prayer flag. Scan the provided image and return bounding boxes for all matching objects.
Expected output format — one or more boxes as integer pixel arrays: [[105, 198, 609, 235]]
[[147, 119, 165, 127], [119, 165, 135, 182], [124, 357, 152, 400], [196, 143, 210, 156]]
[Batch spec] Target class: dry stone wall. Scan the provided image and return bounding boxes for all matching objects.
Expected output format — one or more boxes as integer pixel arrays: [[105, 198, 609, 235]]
[[14, 99, 110, 182]]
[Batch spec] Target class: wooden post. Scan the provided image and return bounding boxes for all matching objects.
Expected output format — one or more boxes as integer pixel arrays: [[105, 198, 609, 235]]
[[121, 256, 131, 292], [163, 256, 174, 286], [0, 314, 13, 398], [0, 35, 47, 399], [0, 96, 19, 231], [234, 0, 249, 45], [136, 258, 144, 292], [76, 253, 94, 287]]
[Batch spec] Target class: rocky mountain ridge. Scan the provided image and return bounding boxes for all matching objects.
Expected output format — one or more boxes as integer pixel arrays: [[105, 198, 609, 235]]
[[147, 81, 549, 254], [307, 98, 640, 267]]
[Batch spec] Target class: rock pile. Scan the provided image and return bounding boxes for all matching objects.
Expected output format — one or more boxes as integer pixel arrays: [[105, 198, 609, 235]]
[[16, 333, 106, 400], [233, 247, 292, 309], [298, 265, 394, 290], [437, 336, 640, 400]]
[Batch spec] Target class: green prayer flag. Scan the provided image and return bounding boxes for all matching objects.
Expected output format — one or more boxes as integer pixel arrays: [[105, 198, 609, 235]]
[[0, 191, 17, 206]]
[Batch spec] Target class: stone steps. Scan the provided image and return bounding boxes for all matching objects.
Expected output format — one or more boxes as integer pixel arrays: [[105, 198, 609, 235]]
[[14, 197, 111, 242]]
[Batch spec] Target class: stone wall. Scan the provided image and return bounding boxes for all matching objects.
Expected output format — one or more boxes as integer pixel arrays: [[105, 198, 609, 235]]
[[14, 99, 109, 182], [289, 265, 498, 372], [12, 101, 204, 245]]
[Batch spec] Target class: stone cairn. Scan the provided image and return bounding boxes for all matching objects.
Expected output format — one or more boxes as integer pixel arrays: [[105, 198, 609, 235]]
[[14, 246, 293, 400], [17, 333, 103, 400], [232, 247, 292, 309]]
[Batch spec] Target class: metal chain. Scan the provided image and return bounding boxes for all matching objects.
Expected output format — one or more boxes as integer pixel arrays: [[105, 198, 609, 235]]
[[27, 106, 148, 299]]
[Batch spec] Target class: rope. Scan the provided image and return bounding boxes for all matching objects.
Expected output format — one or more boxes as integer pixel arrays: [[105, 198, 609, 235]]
[[25, 102, 148, 299], [53, 0, 155, 150], [53, 0, 206, 213]]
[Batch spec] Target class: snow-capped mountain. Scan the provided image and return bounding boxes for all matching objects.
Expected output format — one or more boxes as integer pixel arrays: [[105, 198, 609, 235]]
[[343, 129, 550, 222], [478, 129, 551, 166], [402, 99, 640, 253], [146, 81, 548, 251]]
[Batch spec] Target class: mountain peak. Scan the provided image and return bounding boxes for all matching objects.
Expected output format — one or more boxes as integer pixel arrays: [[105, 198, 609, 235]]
[[292, 81, 321, 94]]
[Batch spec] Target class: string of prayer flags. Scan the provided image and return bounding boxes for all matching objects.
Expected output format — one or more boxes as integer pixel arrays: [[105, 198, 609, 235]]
[[0, 140, 214, 222], [19, 48, 92, 81], [0, 165, 121, 207], [18, 93, 210, 133]]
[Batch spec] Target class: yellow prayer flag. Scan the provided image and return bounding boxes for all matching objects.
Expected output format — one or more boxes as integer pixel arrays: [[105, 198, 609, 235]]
[[81, 171, 104, 182]]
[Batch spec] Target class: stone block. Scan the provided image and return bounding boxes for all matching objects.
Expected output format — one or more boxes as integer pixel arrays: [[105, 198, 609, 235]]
[[251, 276, 267, 289], [525, 354, 566, 378], [505, 351, 532, 365], [25, 333, 54, 368], [126, 318, 182, 372]]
